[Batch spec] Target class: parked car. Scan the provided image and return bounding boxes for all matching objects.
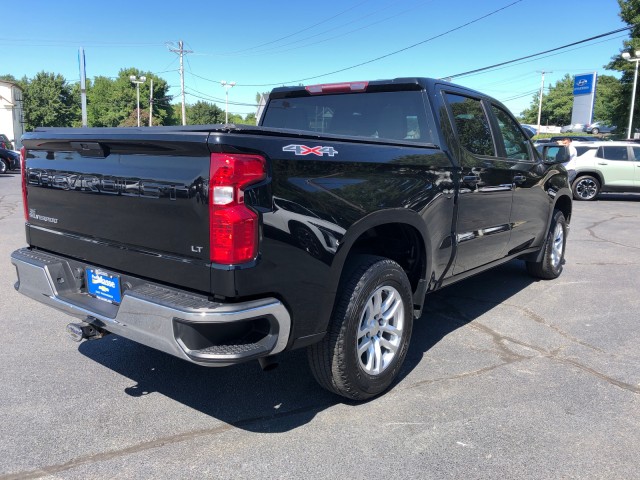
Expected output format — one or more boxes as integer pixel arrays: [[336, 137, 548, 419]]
[[0, 134, 14, 150], [0, 147, 20, 173], [585, 121, 616, 135], [539, 141, 639, 200], [533, 135, 599, 147], [560, 123, 586, 133], [520, 124, 537, 138]]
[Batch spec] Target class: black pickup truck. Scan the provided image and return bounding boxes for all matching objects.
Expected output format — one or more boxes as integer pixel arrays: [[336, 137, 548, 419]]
[[11, 78, 572, 400]]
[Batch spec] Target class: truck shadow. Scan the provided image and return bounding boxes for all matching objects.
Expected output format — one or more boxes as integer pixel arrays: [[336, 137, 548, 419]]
[[78, 259, 535, 433]]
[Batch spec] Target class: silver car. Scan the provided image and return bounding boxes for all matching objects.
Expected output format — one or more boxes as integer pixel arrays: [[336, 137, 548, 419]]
[[585, 121, 616, 134], [560, 123, 586, 133]]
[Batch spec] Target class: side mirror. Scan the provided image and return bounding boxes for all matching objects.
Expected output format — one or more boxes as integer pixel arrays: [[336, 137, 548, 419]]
[[541, 145, 569, 164]]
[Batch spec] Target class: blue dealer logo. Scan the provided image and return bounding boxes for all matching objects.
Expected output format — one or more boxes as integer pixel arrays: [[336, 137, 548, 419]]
[[573, 74, 595, 96]]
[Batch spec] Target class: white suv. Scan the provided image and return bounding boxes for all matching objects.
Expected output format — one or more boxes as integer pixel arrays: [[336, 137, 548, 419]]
[[571, 141, 640, 200]]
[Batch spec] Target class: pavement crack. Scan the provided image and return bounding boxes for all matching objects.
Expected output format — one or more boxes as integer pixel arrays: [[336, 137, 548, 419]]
[[546, 354, 640, 395], [584, 215, 640, 250], [0, 403, 327, 480]]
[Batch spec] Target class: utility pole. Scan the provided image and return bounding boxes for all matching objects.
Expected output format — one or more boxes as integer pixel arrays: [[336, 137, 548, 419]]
[[149, 78, 154, 127], [168, 40, 193, 125], [536, 71, 550, 134], [78, 48, 88, 127]]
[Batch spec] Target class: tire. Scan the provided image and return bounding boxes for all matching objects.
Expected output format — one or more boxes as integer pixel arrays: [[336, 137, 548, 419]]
[[0, 159, 7, 174], [307, 255, 413, 400], [591, 128, 599, 134], [572, 175, 600, 201], [526, 210, 567, 280]]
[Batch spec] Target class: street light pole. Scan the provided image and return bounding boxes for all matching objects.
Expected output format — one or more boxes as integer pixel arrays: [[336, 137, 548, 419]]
[[129, 75, 147, 127], [220, 80, 236, 124], [622, 51, 640, 139]]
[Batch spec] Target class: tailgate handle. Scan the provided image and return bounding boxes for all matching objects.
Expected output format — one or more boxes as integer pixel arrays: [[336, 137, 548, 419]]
[[70, 141, 109, 158]]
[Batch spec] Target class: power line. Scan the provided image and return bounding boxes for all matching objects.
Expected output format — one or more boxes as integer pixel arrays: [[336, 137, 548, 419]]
[[218, 0, 370, 55], [446, 26, 632, 80], [221, 0, 525, 87], [218, 0, 434, 58]]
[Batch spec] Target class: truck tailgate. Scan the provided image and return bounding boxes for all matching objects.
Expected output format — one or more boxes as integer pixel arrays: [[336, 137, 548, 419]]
[[22, 130, 213, 293]]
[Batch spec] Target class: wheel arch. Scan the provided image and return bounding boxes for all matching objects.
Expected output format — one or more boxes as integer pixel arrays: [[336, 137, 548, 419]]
[[330, 209, 432, 315], [553, 193, 572, 225], [574, 170, 604, 187]]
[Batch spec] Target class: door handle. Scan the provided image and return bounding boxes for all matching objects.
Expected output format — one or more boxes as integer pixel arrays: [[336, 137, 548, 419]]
[[597, 162, 608, 165], [513, 174, 526, 184]]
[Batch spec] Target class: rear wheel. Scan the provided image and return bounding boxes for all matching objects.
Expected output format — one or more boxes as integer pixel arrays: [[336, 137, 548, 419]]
[[526, 210, 567, 279], [572, 175, 600, 201], [0, 159, 7, 174], [308, 255, 413, 400], [591, 128, 600, 134]]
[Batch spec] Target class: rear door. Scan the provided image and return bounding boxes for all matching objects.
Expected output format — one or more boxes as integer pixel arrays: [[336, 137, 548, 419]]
[[440, 91, 514, 274], [595, 145, 635, 187]]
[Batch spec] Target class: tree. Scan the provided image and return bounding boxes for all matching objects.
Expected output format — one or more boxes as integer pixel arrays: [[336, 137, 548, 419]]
[[22, 72, 79, 131], [520, 75, 574, 126], [86, 68, 173, 127], [604, 0, 640, 133], [593, 75, 623, 126], [187, 101, 224, 124]]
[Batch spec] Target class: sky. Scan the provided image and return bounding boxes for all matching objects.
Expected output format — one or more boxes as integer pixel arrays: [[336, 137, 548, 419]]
[[1, 0, 629, 119]]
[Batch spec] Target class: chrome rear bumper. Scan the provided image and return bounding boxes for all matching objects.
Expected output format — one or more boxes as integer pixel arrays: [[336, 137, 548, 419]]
[[11, 248, 291, 366]]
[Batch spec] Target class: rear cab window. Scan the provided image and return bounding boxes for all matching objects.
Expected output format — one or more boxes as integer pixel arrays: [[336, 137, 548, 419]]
[[443, 93, 495, 156], [261, 90, 436, 144]]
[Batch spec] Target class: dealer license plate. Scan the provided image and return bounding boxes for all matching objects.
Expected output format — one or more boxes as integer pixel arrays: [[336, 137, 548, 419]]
[[86, 268, 122, 304]]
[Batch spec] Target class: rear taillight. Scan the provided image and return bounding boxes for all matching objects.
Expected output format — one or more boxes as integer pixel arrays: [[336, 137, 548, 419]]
[[209, 153, 266, 264], [20, 147, 28, 222]]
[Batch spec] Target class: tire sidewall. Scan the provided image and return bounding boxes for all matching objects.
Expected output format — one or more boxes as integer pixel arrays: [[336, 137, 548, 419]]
[[572, 175, 599, 201], [543, 211, 567, 278], [337, 261, 413, 397], [0, 160, 7, 174]]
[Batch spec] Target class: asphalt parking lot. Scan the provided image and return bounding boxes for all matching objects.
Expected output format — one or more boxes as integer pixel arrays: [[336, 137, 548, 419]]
[[1, 171, 638, 479]]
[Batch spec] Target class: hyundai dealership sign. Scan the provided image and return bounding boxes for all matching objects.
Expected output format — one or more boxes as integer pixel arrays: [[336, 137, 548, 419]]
[[573, 74, 595, 96], [571, 72, 597, 125]]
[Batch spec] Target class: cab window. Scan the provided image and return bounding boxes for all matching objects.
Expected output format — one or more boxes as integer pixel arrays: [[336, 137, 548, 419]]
[[490, 105, 531, 161], [444, 93, 495, 156]]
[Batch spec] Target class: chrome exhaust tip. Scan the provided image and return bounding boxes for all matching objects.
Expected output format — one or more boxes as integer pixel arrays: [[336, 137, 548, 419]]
[[66, 322, 105, 342]]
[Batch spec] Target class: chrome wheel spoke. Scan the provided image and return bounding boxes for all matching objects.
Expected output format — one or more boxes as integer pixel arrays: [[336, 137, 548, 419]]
[[379, 337, 399, 354], [357, 285, 405, 376]]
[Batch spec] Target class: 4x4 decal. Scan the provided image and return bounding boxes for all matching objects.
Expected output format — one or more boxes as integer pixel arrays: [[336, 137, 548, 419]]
[[283, 144, 338, 157]]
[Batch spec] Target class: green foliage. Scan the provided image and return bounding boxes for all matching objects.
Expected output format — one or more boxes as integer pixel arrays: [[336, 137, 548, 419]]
[[604, 0, 640, 132], [187, 101, 224, 124], [86, 68, 173, 127], [520, 75, 574, 126], [0, 74, 18, 83], [22, 72, 79, 131], [593, 75, 623, 126]]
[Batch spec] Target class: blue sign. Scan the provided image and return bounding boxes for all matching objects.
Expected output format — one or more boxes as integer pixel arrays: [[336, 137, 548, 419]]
[[573, 74, 595, 96]]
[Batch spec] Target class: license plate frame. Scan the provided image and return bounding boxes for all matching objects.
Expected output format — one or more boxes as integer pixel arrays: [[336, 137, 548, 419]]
[[86, 268, 122, 304]]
